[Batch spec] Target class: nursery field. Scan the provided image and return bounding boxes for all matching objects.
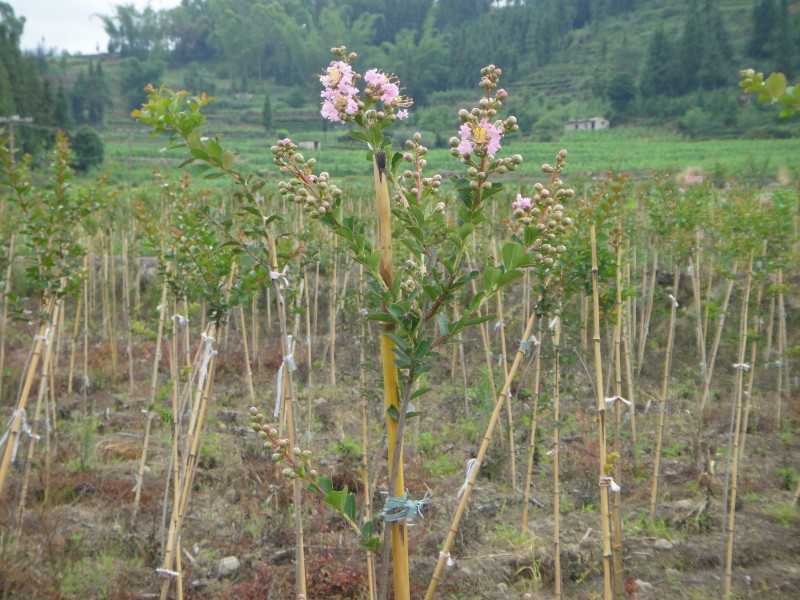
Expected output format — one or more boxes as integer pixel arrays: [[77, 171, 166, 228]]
[[2, 65, 800, 600], [99, 116, 800, 192]]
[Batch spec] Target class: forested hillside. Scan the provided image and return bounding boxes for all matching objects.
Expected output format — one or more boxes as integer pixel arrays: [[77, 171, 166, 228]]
[[2, 0, 799, 162]]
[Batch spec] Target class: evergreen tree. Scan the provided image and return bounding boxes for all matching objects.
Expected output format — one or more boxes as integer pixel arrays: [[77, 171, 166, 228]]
[[639, 24, 680, 98], [53, 81, 73, 130], [748, 0, 776, 59], [261, 93, 272, 132]]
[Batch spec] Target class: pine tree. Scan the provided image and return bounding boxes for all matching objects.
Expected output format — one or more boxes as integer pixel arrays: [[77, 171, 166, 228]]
[[261, 93, 272, 132], [639, 25, 679, 98]]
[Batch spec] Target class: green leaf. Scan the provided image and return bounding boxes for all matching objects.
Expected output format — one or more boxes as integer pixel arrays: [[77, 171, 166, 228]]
[[437, 311, 449, 335], [765, 72, 787, 98], [344, 493, 356, 522], [349, 131, 368, 143], [410, 387, 432, 401], [361, 520, 373, 540], [317, 477, 334, 495], [460, 314, 494, 329], [323, 488, 349, 514], [240, 206, 262, 218]]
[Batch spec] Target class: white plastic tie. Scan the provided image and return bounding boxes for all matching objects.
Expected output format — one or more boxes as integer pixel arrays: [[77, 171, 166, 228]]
[[0, 409, 39, 463], [494, 320, 505, 331], [132, 471, 142, 493], [604, 396, 632, 409], [274, 363, 285, 419], [599, 476, 621, 493], [668, 294, 679, 308], [34, 327, 52, 346], [439, 551, 455, 567], [456, 458, 480, 499], [172, 314, 188, 327], [270, 265, 289, 289], [732, 363, 751, 372], [549, 316, 560, 331], [156, 568, 180, 578]]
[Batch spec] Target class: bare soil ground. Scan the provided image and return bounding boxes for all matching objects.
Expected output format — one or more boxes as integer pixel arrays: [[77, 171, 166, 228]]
[[1, 325, 799, 599]]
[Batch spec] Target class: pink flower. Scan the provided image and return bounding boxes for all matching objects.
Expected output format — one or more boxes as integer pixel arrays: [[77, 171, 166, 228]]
[[381, 82, 399, 104], [364, 69, 386, 86], [279, 138, 292, 146], [513, 194, 532, 211], [457, 118, 503, 156], [320, 60, 359, 123], [396, 109, 409, 120]]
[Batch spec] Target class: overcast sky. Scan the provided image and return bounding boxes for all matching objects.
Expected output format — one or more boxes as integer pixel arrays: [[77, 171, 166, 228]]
[[10, 0, 181, 55]]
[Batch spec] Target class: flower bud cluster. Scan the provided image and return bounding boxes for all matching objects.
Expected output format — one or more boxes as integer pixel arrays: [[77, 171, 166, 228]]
[[396, 132, 443, 205], [450, 65, 518, 161], [512, 149, 574, 268], [271, 139, 341, 220], [249, 407, 317, 481]]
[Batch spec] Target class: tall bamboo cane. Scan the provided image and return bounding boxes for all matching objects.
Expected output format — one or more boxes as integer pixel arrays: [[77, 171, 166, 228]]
[[0, 233, 15, 403], [268, 234, 307, 599], [551, 318, 562, 599], [521, 330, 542, 532], [723, 253, 753, 599], [649, 269, 680, 522], [425, 309, 541, 600], [0, 294, 58, 499], [373, 151, 410, 600], [590, 224, 614, 600]]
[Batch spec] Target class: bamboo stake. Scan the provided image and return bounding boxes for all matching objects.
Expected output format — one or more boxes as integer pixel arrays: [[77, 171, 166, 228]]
[[637, 250, 658, 377], [268, 234, 307, 599], [697, 264, 738, 424], [590, 224, 614, 600], [0, 294, 57, 498], [739, 242, 767, 459], [373, 152, 409, 600], [775, 268, 788, 427], [329, 236, 338, 386], [122, 233, 135, 393], [358, 263, 377, 600], [611, 239, 625, 600], [12, 295, 61, 552], [238, 306, 256, 405], [492, 241, 516, 490], [425, 308, 541, 600], [723, 253, 753, 599], [0, 233, 15, 403], [521, 328, 542, 531], [67, 292, 82, 396], [689, 253, 708, 377], [131, 268, 169, 524], [551, 318, 562, 599], [649, 269, 680, 522], [621, 256, 638, 472]]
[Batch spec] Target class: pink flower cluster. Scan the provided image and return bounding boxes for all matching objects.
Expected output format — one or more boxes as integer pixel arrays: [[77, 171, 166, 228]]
[[457, 118, 503, 156], [320, 61, 359, 123], [320, 62, 409, 123]]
